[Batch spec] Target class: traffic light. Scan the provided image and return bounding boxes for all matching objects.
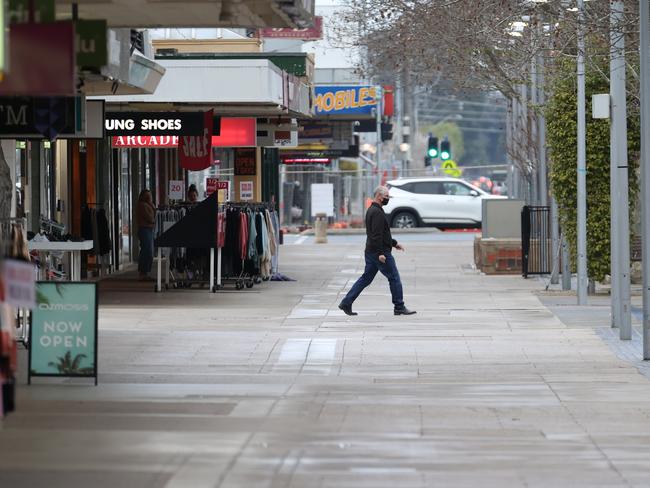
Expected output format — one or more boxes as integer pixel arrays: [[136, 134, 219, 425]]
[[424, 156, 432, 167], [427, 136, 439, 158], [440, 140, 451, 161]]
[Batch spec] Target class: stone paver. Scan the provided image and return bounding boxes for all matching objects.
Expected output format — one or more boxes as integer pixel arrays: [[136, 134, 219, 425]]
[[1, 236, 650, 487]]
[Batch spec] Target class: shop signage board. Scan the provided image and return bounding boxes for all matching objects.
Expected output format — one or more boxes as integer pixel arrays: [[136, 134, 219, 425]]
[[234, 148, 256, 176], [311, 183, 334, 217], [299, 122, 334, 142], [240, 181, 254, 201], [0, 22, 75, 96], [314, 86, 379, 118], [179, 110, 214, 171], [29, 282, 98, 385], [0, 96, 80, 139], [76, 20, 108, 69], [8, 0, 55, 23], [280, 146, 359, 161], [0, 259, 35, 309], [111, 117, 254, 147], [168, 180, 184, 200], [105, 112, 220, 137], [260, 16, 323, 40]]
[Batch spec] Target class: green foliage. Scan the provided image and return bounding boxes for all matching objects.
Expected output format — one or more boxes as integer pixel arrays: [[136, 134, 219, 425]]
[[546, 56, 640, 282], [48, 351, 94, 375], [420, 122, 465, 163]]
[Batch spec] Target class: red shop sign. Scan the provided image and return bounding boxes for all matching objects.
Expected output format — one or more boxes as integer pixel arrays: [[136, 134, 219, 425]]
[[179, 110, 213, 171]]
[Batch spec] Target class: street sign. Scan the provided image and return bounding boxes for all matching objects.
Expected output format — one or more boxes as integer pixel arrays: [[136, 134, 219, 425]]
[[29, 282, 98, 385], [441, 160, 462, 178]]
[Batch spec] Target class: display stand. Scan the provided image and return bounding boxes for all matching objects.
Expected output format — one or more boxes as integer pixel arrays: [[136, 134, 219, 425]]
[[28, 240, 94, 281], [154, 192, 220, 293]]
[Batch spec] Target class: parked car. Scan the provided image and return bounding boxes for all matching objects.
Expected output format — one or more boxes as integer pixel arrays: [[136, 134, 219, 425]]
[[384, 177, 506, 228]]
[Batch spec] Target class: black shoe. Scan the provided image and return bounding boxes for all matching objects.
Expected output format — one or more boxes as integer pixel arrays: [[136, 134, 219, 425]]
[[394, 307, 417, 316], [338, 303, 358, 316]]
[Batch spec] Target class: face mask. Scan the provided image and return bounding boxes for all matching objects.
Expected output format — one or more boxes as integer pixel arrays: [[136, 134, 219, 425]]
[[381, 197, 390, 206]]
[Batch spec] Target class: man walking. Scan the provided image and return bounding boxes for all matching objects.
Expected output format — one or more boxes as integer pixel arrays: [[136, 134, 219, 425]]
[[339, 185, 416, 316]]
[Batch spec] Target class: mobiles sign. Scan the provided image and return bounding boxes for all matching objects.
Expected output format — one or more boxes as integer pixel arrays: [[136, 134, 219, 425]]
[[314, 86, 379, 117]]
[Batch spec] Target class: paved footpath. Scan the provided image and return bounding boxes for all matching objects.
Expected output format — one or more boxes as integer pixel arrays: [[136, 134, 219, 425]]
[[2, 234, 650, 487]]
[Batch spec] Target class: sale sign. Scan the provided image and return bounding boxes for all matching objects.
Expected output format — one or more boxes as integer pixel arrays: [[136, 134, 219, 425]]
[[168, 180, 184, 200], [179, 110, 213, 171]]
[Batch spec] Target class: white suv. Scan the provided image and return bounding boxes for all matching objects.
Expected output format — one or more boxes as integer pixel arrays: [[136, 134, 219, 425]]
[[384, 177, 506, 228]]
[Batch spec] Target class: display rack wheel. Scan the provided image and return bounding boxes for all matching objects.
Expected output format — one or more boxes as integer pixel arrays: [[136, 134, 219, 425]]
[[254, 277, 262, 284], [246, 281, 254, 289], [236, 282, 243, 290]]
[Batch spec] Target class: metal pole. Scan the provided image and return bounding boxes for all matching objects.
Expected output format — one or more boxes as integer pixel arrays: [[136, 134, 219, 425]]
[[507, 100, 514, 199], [611, 0, 631, 339], [562, 233, 572, 290], [530, 55, 539, 206], [520, 84, 531, 203], [538, 50, 548, 207], [640, 0, 650, 358], [551, 197, 560, 284], [376, 87, 382, 170], [576, 0, 588, 305]]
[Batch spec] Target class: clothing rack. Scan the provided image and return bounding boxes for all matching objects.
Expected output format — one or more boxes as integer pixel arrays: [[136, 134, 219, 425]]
[[81, 203, 112, 276], [153, 194, 280, 293]]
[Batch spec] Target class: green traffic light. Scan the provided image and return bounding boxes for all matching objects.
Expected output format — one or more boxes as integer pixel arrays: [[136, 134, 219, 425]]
[[441, 151, 451, 160], [428, 148, 438, 158]]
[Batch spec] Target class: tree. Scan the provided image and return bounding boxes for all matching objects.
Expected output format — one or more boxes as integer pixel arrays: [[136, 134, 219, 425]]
[[546, 56, 640, 282]]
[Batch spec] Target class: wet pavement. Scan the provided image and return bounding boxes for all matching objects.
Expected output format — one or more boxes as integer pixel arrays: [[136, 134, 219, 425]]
[[2, 233, 650, 487]]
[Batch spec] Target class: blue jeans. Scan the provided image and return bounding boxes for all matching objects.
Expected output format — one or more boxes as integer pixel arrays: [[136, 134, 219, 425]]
[[341, 252, 404, 309], [138, 227, 154, 274]]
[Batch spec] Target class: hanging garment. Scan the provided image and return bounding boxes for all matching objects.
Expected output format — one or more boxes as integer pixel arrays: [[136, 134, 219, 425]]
[[97, 209, 112, 256], [247, 210, 258, 261], [260, 213, 272, 278], [265, 210, 277, 257], [239, 212, 248, 262]]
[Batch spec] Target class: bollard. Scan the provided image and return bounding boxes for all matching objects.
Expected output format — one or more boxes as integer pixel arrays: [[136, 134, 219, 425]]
[[314, 213, 328, 244]]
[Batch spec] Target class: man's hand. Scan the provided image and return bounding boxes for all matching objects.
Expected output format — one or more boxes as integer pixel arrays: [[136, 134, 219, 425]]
[[395, 243, 405, 252], [378, 254, 387, 264]]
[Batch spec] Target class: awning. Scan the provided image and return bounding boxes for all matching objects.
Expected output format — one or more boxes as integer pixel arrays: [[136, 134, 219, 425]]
[[98, 58, 312, 117]]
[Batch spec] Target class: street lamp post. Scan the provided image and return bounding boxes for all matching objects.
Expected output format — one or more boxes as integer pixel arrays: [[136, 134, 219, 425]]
[[640, 0, 650, 358], [610, 0, 631, 339], [576, 0, 588, 305]]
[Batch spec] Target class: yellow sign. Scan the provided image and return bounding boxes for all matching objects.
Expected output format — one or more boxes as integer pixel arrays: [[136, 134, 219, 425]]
[[441, 160, 462, 178]]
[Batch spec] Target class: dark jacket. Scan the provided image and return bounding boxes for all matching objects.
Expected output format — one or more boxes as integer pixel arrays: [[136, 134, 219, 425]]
[[365, 202, 397, 256]]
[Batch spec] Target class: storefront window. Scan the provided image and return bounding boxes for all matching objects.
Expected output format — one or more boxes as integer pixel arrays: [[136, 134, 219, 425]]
[[186, 147, 234, 201]]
